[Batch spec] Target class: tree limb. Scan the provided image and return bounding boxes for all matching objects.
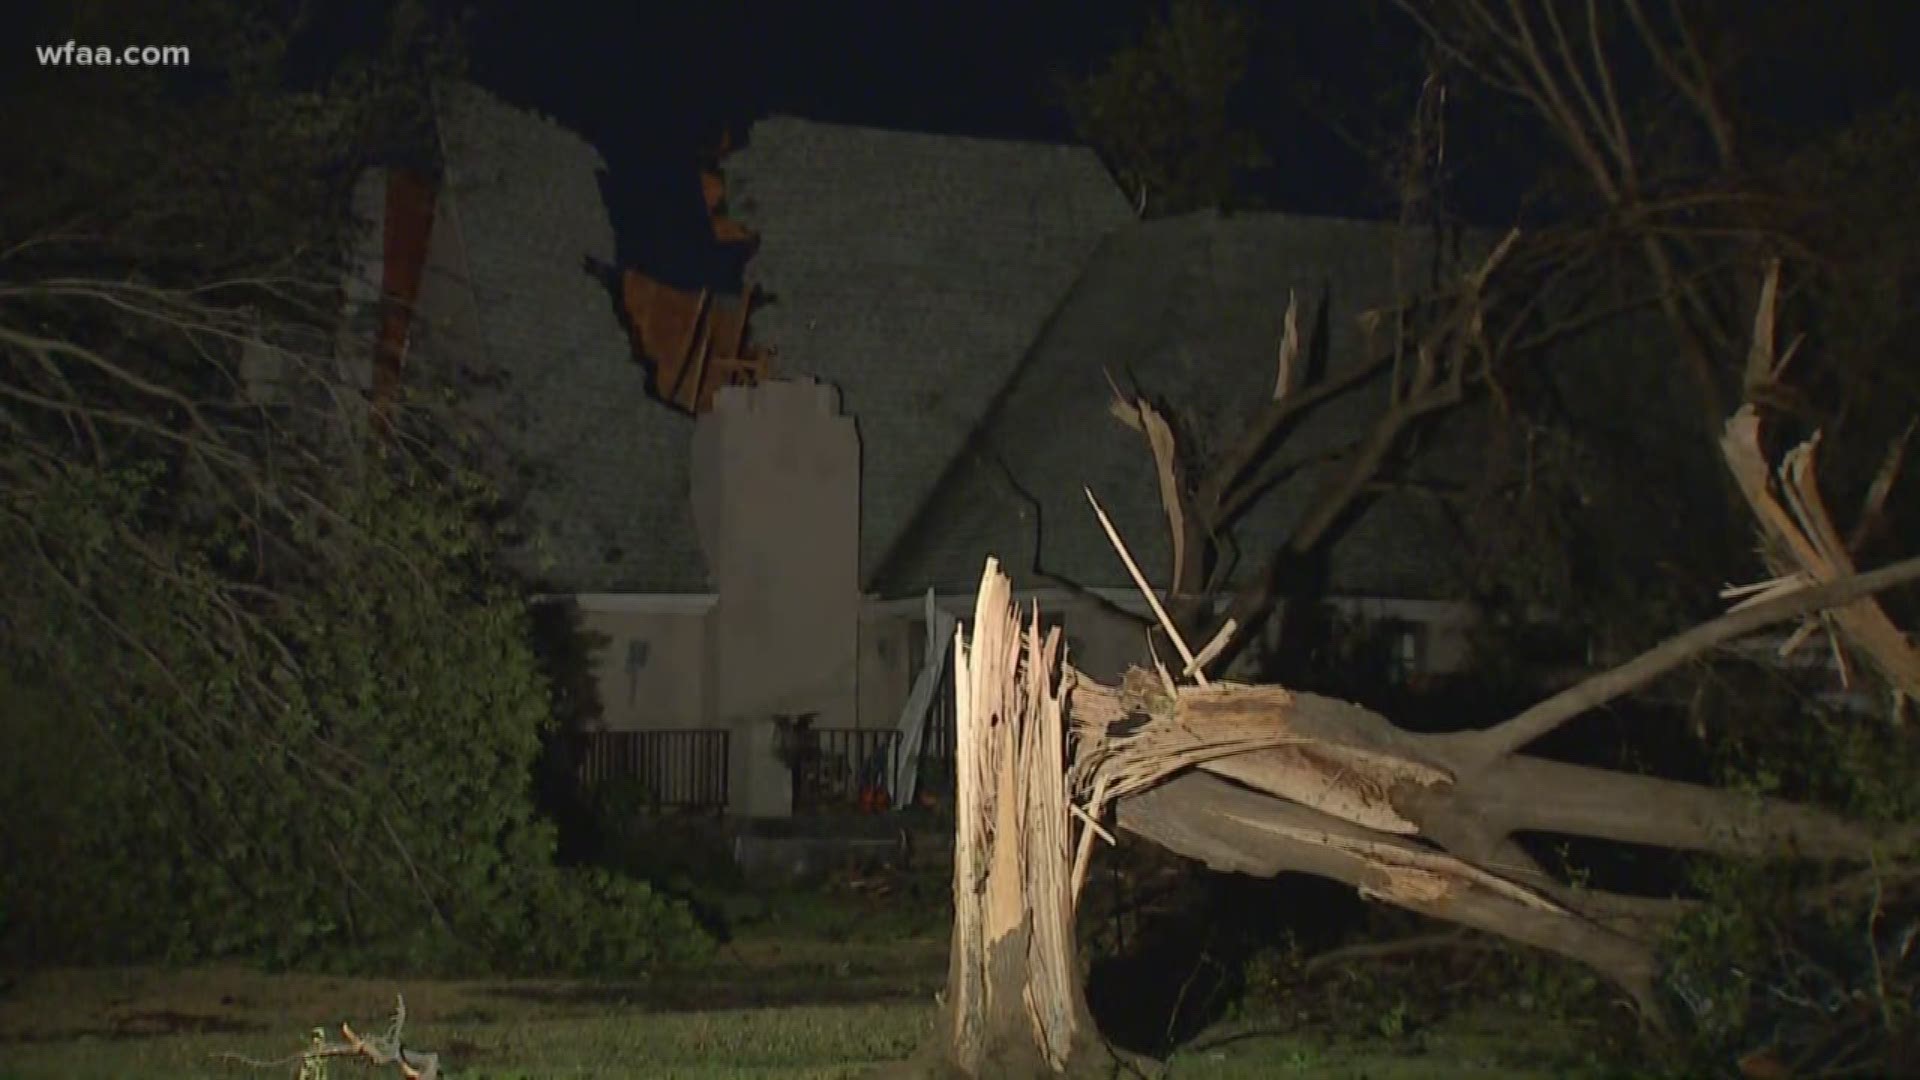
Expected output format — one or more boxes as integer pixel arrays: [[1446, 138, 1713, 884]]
[[1120, 772, 1665, 1020], [1463, 554, 1920, 768]]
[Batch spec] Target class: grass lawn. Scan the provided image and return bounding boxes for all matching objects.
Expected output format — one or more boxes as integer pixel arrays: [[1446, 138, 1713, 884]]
[[0, 937, 942, 1080], [0, 869, 1615, 1078], [0, 947, 1605, 1079], [1159, 1010, 1608, 1079]]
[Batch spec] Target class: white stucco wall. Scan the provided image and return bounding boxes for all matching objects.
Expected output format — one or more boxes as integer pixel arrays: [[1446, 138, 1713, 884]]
[[693, 380, 862, 816], [857, 611, 914, 731], [854, 589, 1481, 730], [571, 596, 714, 732]]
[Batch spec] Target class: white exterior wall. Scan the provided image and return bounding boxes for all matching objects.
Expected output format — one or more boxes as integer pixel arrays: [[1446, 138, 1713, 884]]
[[692, 380, 862, 817], [571, 596, 714, 732], [855, 590, 1481, 729], [563, 585, 1478, 810], [569, 590, 1477, 732], [857, 612, 914, 731]]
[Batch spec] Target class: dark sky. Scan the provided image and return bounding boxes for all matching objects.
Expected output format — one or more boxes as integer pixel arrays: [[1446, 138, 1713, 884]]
[[469, 1, 1153, 149], [442, 0, 1920, 288], [460, 0, 1405, 286], [464, 0, 1157, 287]]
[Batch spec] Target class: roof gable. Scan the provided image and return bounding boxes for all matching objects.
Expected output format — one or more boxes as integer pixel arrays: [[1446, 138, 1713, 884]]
[[418, 82, 708, 593], [724, 117, 1134, 586], [873, 210, 1485, 599]]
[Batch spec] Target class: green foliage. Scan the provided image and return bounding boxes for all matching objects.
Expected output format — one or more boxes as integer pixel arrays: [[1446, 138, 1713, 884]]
[[1653, 694, 1920, 1076], [3, 0, 464, 273], [1660, 857, 1919, 1077], [0, 0, 707, 976], [1056, 0, 1268, 216], [524, 598, 612, 864], [0, 455, 709, 974], [594, 775, 664, 821], [1233, 925, 1635, 1075]]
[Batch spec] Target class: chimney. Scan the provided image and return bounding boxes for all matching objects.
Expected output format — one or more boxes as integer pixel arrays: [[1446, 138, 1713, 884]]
[[691, 379, 860, 817]]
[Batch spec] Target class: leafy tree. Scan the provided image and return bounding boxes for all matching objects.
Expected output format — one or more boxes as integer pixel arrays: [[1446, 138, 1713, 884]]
[[1055, 0, 1269, 216], [0, 0, 706, 972]]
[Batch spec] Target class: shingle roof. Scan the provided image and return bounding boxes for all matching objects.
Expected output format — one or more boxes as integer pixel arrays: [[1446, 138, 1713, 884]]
[[419, 95, 1136, 594], [424, 82, 708, 592], [723, 117, 1135, 587], [872, 210, 1488, 599], [421, 89, 1518, 602]]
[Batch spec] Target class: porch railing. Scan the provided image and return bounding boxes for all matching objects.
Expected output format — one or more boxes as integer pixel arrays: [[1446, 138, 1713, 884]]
[[795, 727, 899, 812], [577, 729, 729, 811]]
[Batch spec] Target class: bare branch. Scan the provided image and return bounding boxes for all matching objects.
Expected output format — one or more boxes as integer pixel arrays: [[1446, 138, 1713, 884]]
[[1198, 349, 1394, 521], [1086, 488, 1205, 683], [1622, 0, 1735, 166], [1466, 554, 1920, 767]]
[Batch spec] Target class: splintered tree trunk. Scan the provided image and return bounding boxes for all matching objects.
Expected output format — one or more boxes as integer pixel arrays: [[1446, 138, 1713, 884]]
[[923, 560, 1102, 1078], [901, 482, 1918, 1071]]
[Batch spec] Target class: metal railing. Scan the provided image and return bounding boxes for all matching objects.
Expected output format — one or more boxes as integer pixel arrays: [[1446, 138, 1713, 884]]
[[577, 729, 729, 811], [793, 727, 899, 812]]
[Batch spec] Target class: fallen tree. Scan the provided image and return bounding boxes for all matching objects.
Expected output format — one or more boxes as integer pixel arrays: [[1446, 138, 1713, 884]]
[[914, 276, 1916, 1074], [919, 543, 1916, 1073], [913, 6, 1918, 1073], [1097, 548, 1918, 1019], [1086, 269, 1919, 1024]]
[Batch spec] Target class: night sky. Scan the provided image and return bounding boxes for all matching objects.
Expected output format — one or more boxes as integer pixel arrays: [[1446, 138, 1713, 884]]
[[289, 0, 1920, 288], [459, 0, 1408, 286], [470, 0, 1143, 146]]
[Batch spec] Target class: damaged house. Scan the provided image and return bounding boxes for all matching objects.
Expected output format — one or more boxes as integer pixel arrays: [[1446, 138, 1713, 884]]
[[335, 82, 1578, 820]]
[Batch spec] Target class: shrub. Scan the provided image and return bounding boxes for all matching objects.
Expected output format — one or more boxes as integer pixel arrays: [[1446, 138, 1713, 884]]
[[0, 458, 709, 974]]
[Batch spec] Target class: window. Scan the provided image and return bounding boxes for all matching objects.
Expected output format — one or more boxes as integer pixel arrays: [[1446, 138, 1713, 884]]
[[1385, 621, 1427, 685]]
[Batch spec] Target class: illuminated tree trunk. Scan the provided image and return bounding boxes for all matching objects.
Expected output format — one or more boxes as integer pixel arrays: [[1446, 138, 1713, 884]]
[[926, 560, 1103, 1077]]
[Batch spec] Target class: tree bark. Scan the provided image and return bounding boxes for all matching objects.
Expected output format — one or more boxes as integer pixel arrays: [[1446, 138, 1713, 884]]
[[1084, 673, 1901, 862], [912, 561, 1109, 1078], [1118, 772, 1666, 1017], [1397, 752, 1898, 858], [1074, 657, 1911, 1027]]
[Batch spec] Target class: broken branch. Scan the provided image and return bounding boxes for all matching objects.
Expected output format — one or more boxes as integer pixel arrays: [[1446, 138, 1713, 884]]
[[1465, 554, 1920, 767]]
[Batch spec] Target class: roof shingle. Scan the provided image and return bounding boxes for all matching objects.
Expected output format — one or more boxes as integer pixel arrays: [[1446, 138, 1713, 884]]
[[873, 210, 1485, 598], [724, 117, 1135, 586], [422, 83, 706, 592]]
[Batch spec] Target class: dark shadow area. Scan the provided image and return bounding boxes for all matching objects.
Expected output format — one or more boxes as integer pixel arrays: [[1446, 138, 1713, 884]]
[[525, 597, 609, 866], [0, 1012, 267, 1044], [1082, 855, 1366, 1057]]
